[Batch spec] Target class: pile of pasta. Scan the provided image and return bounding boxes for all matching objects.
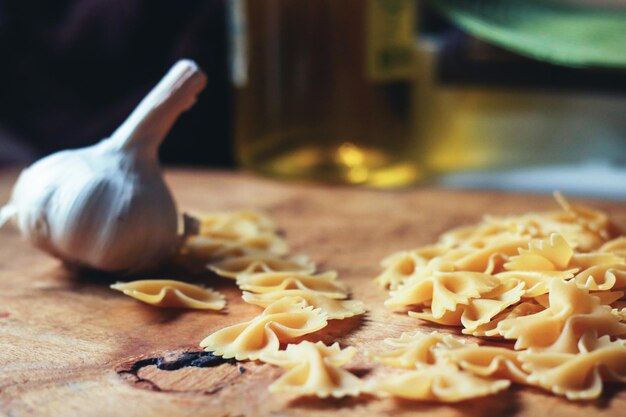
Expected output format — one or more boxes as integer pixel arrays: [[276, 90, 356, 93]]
[[372, 195, 626, 401], [110, 209, 365, 398], [110, 199, 626, 403], [188, 210, 366, 398]]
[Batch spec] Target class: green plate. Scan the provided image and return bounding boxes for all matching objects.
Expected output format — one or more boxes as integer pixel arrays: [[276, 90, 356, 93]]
[[430, 0, 626, 68]]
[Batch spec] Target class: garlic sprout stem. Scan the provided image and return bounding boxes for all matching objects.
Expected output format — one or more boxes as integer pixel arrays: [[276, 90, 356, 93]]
[[108, 59, 208, 156], [0, 204, 15, 227]]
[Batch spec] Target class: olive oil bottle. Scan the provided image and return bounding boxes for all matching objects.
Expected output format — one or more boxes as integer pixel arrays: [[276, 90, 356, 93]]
[[228, 0, 420, 187]]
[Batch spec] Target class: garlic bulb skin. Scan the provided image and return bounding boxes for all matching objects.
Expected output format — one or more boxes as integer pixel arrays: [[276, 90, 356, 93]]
[[0, 60, 207, 274], [7, 143, 178, 273]]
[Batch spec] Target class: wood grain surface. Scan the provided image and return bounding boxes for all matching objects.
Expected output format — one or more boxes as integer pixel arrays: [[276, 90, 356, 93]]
[[1, 169, 625, 417]]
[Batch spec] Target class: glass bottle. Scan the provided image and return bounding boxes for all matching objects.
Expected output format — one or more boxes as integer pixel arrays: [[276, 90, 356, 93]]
[[228, 0, 420, 187]]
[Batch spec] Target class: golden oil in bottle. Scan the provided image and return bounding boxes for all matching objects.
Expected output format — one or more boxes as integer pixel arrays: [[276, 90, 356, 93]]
[[228, 0, 422, 187]]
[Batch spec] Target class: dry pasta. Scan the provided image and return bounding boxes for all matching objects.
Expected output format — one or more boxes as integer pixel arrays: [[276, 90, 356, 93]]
[[498, 280, 626, 352], [520, 334, 626, 400], [368, 331, 475, 369], [371, 196, 626, 401], [242, 289, 364, 320], [385, 271, 500, 315], [177, 210, 288, 266], [260, 341, 361, 398], [367, 365, 510, 403], [200, 297, 328, 360], [195, 208, 364, 380], [236, 271, 348, 299], [110, 280, 225, 310], [208, 253, 315, 279]]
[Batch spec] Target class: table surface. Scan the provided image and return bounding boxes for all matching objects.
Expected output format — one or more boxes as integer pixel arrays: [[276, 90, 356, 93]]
[[1, 169, 625, 417]]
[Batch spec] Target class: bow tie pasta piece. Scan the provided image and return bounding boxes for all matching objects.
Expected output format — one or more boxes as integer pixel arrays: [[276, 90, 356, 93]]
[[194, 210, 278, 238], [242, 290, 364, 320], [446, 194, 614, 252], [110, 280, 225, 310], [520, 335, 626, 400], [182, 234, 288, 262], [373, 196, 626, 402], [463, 302, 544, 337], [542, 290, 623, 309], [573, 263, 626, 291], [375, 246, 447, 290], [504, 234, 574, 272], [442, 345, 529, 384], [547, 313, 626, 354], [408, 280, 525, 332], [369, 331, 476, 369], [458, 279, 526, 332], [553, 193, 612, 246], [386, 271, 500, 318], [439, 222, 509, 248], [498, 280, 626, 351], [260, 341, 361, 398], [453, 238, 530, 272], [178, 210, 288, 265], [208, 254, 315, 279], [408, 308, 462, 326], [599, 237, 626, 258], [495, 270, 576, 298], [367, 365, 510, 403], [237, 271, 348, 299], [200, 297, 328, 360]]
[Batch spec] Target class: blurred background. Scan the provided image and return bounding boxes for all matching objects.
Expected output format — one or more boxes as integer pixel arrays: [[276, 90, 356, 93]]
[[1, 0, 625, 198]]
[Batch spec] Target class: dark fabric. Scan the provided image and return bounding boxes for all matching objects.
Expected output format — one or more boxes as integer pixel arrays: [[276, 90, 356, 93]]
[[0, 0, 233, 167]]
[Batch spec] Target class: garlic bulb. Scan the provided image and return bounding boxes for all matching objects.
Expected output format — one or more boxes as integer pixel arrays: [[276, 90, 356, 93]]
[[0, 59, 207, 274]]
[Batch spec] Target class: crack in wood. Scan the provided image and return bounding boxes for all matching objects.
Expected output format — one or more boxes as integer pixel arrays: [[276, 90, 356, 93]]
[[117, 351, 239, 393]]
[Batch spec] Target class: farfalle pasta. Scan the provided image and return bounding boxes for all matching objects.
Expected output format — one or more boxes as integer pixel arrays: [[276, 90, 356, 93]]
[[208, 253, 315, 279], [503, 233, 573, 271], [176, 210, 289, 266], [260, 341, 361, 398], [437, 194, 612, 253], [376, 246, 447, 290], [373, 196, 626, 402], [498, 280, 626, 352], [442, 345, 529, 384], [237, 271, 348, 299], [495, 269, 575, 298], [464, 301, 544, 337], [368, 331, 475, 369], [520, 334, 626, 400], [457, 279, 526, 331], [599, 237, 626, 257], [193, 207, 364, 382], [369, 332, 528, 397], [385, 271, 500, 315], [368, 365, 510, 403], [407, 279, 525, 333], [573, 263, 626, 291], [369, 331, 527, 383], [194, 210, 278, 238], [110, 280, 225, 310], [242, 289, 364, 320], [182, 233, 288, 261], [200, 297, 328, 360]]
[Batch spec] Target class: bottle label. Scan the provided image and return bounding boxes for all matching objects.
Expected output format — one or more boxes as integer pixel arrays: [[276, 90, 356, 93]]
[[366, 0, 416, 82]]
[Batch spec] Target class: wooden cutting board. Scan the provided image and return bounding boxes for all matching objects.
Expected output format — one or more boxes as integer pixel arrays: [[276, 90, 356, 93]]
[[1, 169, 625, 417]]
